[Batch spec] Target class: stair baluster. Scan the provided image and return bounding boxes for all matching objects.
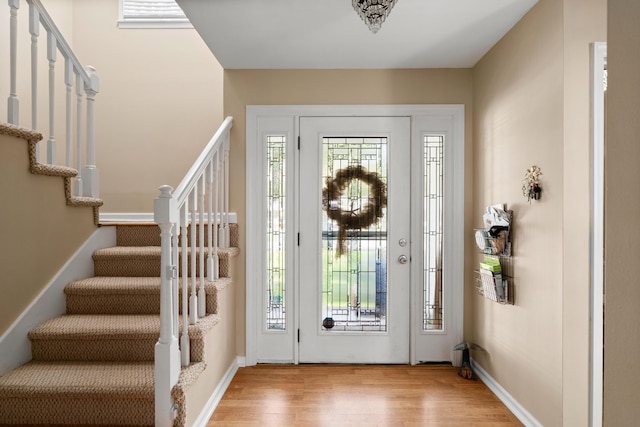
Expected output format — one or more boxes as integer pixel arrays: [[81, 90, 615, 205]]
[[8, 0, 19, 124], [180, 203, 190, 367], [29, 5, 38, 135], [189, 190, 198, 325], [208, 161, 219, 280], [222, 136, 231, 247], [198, 176, 206, 317], [74, 73, 83, 195], [82, 65, 99, 197], [64, 58, 73, 167], [171, 223, 179, 341], [46, 31, 56, 164]]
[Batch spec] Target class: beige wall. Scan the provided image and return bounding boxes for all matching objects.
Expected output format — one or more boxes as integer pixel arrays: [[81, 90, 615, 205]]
[[472, 0, 605, 424], [223, 69, 474, 356], [604, 0, 640, 424], [472, 1, 564, 425], [0, 130, 96, 335], [69, 0, 224, 212]]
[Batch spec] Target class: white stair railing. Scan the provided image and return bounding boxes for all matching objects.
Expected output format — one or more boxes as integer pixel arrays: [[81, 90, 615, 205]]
[[153, 116, 233, 427], [5, 0, 100, 197]]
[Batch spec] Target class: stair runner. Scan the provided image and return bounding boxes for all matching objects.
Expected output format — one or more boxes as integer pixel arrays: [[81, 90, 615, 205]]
[[0, 223, 239, 426]]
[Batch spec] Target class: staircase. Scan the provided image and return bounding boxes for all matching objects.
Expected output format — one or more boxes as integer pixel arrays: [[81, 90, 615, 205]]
[[3, 1, 238, 422], [0, 222, 239, 426]]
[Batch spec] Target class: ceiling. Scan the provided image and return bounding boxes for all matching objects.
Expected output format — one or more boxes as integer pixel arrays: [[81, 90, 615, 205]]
[[177, 0, 538, 69]]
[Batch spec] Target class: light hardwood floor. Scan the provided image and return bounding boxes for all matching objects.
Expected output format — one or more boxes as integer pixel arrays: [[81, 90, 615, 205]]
[[207, 364, 523, 426]]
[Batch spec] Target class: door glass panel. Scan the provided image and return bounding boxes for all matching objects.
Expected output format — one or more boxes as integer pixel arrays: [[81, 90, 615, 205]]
[[321, 137, 388, 332], [266, 135, 286, 330], [423, 135, 444, 331]]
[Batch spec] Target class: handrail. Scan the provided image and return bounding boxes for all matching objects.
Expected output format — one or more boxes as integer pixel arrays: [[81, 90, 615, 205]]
[[174, 116, 233, 207], [153, 117, 233, 427], [5, 0, 100, 197], [27, 0, 93, 86]]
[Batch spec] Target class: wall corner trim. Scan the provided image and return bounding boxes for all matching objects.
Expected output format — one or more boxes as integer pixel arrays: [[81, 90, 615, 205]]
[[471, 359, 543, 427]]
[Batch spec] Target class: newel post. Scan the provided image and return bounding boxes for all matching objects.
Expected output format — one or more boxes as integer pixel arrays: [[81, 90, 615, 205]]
[[154, 185, 180, 427]]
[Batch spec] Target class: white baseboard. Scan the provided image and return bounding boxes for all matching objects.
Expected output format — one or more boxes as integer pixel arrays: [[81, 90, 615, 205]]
[[192, 356, 243, 427], [471, 359, 543, 427], [100, 212, 238, 224], [0, 227, 116, 375]]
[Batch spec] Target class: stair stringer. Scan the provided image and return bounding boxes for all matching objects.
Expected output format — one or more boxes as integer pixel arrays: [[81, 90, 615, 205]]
[[172, 255, 240, 427], [0, 123, 104, 224]]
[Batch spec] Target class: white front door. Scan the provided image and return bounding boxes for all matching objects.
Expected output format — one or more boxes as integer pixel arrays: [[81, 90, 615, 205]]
[[298, 116, 411, 363]]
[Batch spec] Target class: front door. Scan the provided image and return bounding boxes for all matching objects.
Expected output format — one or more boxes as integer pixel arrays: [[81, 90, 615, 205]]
[[246, 105, 464, 366], [298, 116, 411, 363]]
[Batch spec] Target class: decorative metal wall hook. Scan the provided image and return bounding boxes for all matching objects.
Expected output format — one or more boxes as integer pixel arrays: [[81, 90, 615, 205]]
[[522, 165, 542, 202]]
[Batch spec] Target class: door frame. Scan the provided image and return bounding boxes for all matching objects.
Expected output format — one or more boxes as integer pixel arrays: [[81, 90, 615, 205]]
[[245, 105, 465, 366]]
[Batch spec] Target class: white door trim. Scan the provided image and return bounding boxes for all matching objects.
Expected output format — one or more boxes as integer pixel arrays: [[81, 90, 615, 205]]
[[245, 105, 465, 366]]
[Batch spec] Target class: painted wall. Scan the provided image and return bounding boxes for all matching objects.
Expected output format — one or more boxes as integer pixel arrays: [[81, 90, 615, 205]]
[[223, 68, 474, 356], [69, 0, 224, 212], [604, 0, 640, 424], [472, 0, 605, 425]]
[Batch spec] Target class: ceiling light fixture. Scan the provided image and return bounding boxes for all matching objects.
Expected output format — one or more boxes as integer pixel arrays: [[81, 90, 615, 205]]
[[352, 0, 398, 34]]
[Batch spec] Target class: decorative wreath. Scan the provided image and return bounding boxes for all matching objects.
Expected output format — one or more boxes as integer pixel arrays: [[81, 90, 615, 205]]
[[322, 165, 387, 256]]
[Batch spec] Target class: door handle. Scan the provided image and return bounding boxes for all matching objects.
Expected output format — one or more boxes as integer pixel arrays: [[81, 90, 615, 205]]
[[398, 255, 409, 264]]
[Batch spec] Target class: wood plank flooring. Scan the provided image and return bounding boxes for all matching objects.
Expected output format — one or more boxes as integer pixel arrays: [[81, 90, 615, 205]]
[[207, 364, 523, 426]]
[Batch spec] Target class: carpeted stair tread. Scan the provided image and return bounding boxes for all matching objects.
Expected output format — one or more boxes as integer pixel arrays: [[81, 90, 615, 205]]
[[65, 277, 230, 315], [93, 246, 240, 258], [29, 314, 221, 340], [92, 246, 239, 277], [66, 276, 162, 294], [28, 314, 220, 362], [28, 315, 159, 340], [116, 223, 239, 247], [0, 361, 154, 398], [0, 361, 155, 425], [66, 276, 232, 294]]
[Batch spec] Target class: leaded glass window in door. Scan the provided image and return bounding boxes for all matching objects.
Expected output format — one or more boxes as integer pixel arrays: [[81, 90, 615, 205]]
[[320, 137, 388, 332]]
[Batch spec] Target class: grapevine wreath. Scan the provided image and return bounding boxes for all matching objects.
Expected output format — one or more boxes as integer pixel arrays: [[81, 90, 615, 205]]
[[322, 165, 387, 256]]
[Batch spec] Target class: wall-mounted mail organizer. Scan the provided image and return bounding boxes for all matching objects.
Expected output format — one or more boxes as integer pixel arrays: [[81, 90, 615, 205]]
[[474, 205, 514, 305]]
